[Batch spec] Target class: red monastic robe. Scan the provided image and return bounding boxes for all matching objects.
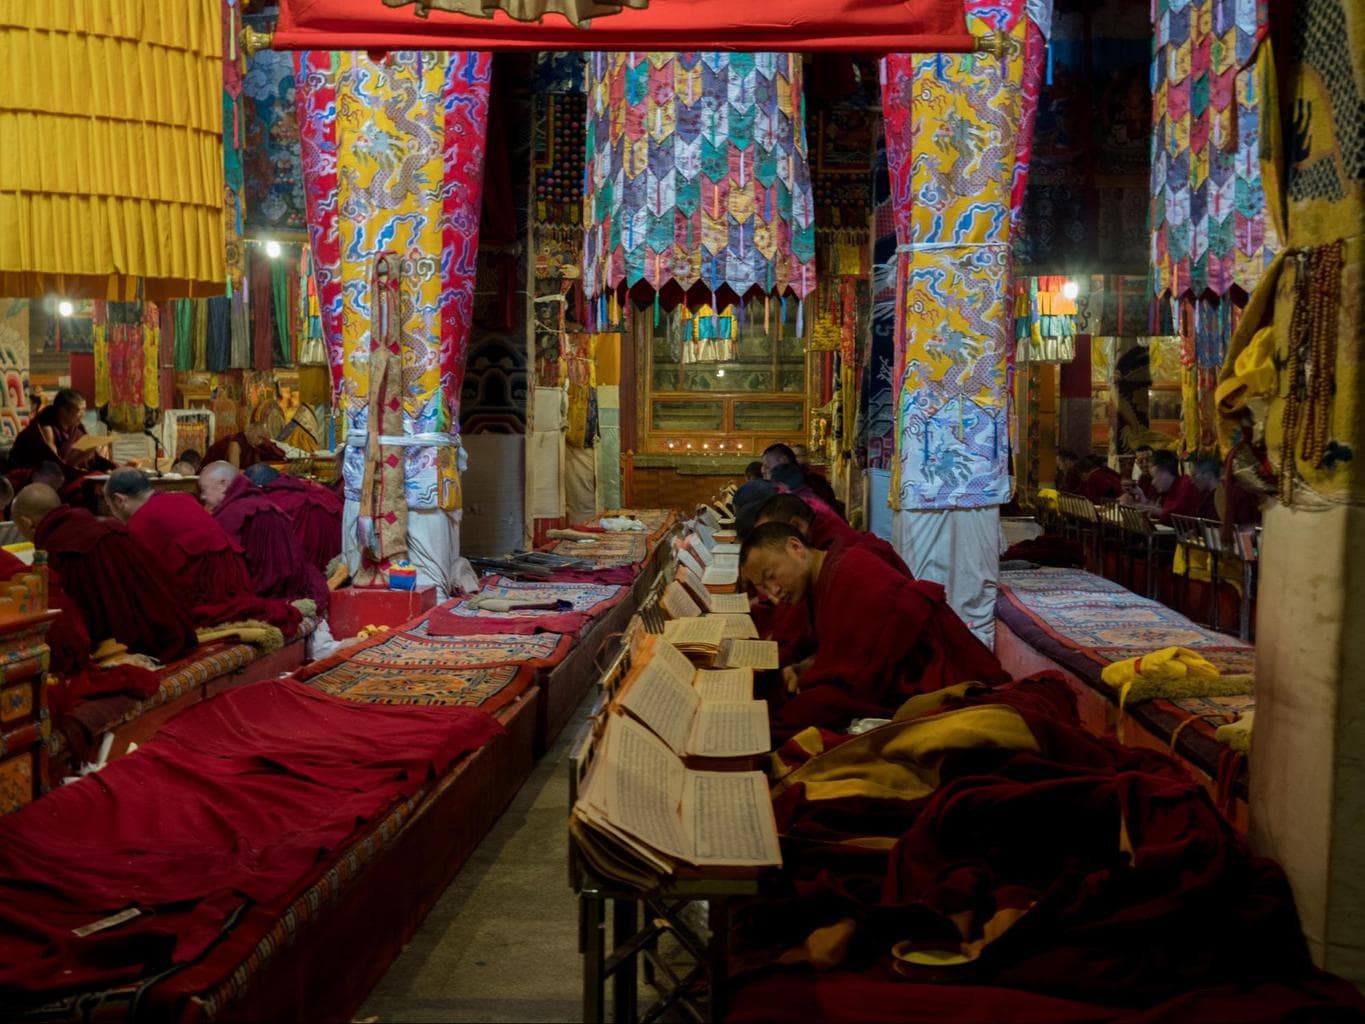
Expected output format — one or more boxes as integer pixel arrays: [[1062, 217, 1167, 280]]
[[202, 432, 287, 470], [211, 476, 330, 612], [1079, 465, 1125, 503], [808, 504, 911, 577], [263, 475, 343, 573], [127, 492, 303, 632], [1158, 475, 1217, 524], [34, 506, 197, 664], [779, 543, 1009, 731]]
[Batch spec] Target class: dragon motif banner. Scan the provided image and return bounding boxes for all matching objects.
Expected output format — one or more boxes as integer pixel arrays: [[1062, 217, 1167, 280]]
[[296, 50, 491, 510], [582, 51, 816, 303], [883, 1, 1047, 509]]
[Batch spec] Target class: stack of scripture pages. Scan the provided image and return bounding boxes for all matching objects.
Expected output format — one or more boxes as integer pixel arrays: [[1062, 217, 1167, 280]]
[[572, 712, 782, 888], [661, 580, 758, 639], [615, 638, 768, 759]]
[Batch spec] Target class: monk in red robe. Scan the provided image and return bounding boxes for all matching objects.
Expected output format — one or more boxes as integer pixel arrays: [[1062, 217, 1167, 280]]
[[1145, 449, 1217, 524], [12, 484, 197, 664], [104, 469, 303, 633], [199, 462, 329, 612], [1077, 456, 1125, 503], [754, 493, 909, 577], [244, 465, 343, 573], [201, 423, 286, 470], [5, 389, 114, 479], [740, 522, 1009, 732]]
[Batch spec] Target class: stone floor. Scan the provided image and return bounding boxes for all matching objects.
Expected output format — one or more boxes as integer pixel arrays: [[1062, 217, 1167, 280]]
[[356, 700, 592, 1023]]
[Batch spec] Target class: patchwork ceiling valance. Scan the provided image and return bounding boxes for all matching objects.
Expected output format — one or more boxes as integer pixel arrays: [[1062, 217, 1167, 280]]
[[582, 51, 816, 303]]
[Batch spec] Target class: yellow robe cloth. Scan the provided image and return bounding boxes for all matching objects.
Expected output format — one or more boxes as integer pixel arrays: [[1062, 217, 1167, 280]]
[[0, 1, 225, 299]]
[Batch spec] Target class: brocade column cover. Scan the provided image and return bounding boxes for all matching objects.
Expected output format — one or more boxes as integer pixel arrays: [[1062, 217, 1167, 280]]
[[582, 52, 816, 306], [295, 50, 492, 513], [882, 0, 1048, 510]]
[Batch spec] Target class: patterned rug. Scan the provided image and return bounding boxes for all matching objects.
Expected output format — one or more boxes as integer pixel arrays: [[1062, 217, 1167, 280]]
[[298, 630, 571, 712], [997, 567, 1255, 797], [551, 532, 648, 568], [442, 577, 624, 619]]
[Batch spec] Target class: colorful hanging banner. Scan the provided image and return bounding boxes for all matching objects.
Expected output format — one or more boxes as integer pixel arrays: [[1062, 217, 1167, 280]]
[[582, 51, 816, 302], [296, 50, 491, 511], [883, 0, 1048, 510], [1149, 0, 1276, 301]]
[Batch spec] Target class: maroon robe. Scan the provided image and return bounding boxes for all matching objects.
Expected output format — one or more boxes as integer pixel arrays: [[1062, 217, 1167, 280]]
[[1079, 465, 1124, 503], [202, 432, 287, 470], [780, 543, 1009, 731], [807, 504, 911, 577], [211, 475, 329, 612], [34, 506, 197, 664], [263, 475, 343, 572], [127, 492, 302, 633], [1158, 475, 1217, 524], [5, 406, 114, 478]]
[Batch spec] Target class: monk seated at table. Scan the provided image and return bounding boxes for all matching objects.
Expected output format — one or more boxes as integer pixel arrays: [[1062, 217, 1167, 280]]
[[739, 522, 1009, 734], [1077, 455, 1125, 503], [104, 469, 303, 634], [753, 493, 909, 577], [243, 465, 343, 574], [11, 484, 197, 665], [1135, 449, 1217, 524], [201, 423, 286, 470], [199, 462, 329, 612], [4, 388, 115, 480], [762, 442, 842, 516]]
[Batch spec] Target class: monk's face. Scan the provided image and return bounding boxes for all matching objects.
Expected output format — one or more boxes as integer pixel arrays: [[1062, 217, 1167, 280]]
[[199, 473, 229, 510], [742, 537, 813, 605], [58, 400, 84, 432]]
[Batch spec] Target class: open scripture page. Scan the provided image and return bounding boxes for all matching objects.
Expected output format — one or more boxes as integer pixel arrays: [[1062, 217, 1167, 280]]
[[712, 614, 758, 640], [663, 615, 726, 655], [701, 561, 739, 587], [688, 702, 770, 758], [662, 580, 703, 620], [617, 655, 701, 755], [596, 714, 689, 860], [717, 638, 780, 670], [681, 770, 782, 867], [676, 545, 707, 581], [651, 638, 701, 688], [694, 667, 754, 702]]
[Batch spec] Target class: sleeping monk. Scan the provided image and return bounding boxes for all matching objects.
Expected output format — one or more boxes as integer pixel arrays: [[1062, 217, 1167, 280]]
[[11, 484, 197, 664], [5, 388, 114, 478], [739, 522, 1009, 733], [104, 469, 303, 633], [199, 462, 329, 612], [754, 493, 909, 577], [243, 464, 343, 573], [201, 422, 286, 471]]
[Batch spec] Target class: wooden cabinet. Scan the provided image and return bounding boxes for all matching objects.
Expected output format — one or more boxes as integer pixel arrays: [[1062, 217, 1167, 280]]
[[0, 612, 58, 814]]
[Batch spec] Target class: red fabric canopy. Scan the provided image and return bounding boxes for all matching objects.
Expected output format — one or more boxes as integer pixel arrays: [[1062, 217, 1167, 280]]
[[276, 0, 974, 53]]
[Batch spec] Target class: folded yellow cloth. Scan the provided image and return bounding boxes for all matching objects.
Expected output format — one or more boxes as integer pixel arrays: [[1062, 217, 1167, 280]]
[[1215, 710, 1254, 752], [1101, 647, 1253, 707], [196, 620, 286, 653]]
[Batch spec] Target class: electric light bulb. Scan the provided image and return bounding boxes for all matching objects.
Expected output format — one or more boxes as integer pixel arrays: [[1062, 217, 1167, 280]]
[[264, 240, 283, 259], [717, 367, 726, 377], [57, 300, 74, 317], [1061, 279, 1079, 301]]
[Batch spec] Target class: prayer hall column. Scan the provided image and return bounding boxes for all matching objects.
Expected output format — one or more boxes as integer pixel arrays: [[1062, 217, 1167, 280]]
[[882, 3, 1050, 644], [296, 51, 493, 598], [1230, 0, 1365, 985]]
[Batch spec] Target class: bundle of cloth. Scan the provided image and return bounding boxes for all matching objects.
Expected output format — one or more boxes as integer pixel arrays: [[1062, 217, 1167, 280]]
[[727, 674, 1365, 1022]]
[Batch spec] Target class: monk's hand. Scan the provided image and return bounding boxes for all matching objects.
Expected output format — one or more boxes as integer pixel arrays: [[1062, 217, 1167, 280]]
[[782, 665, 801, 693]]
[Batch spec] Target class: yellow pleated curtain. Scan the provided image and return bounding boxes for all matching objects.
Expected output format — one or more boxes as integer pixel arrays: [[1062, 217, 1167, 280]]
[[0, 1, 225, 300]]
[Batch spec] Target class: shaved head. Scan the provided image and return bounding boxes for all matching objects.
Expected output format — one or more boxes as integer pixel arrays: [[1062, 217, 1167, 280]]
[[104, 468, 154, 523], [738, 521, 818, 605], [12, 484, 62, 541], [754, 493, 815, 534], [198, 460, 239, 511]]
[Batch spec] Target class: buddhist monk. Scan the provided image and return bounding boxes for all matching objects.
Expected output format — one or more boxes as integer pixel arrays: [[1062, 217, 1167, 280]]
[[754, 493, 910, 577], [1077, 455, 1125, 503], [199, 462, 329, 612], [1138, 449, 1217, 524], [739, 522, 1009, 732], [761, 442, 842, 514], [201, 422, 286, 470], [104, 469, 303, 632], [243, 464, 343, 573], [11, 484, 197, 664], [5, 388, 114, 478]]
